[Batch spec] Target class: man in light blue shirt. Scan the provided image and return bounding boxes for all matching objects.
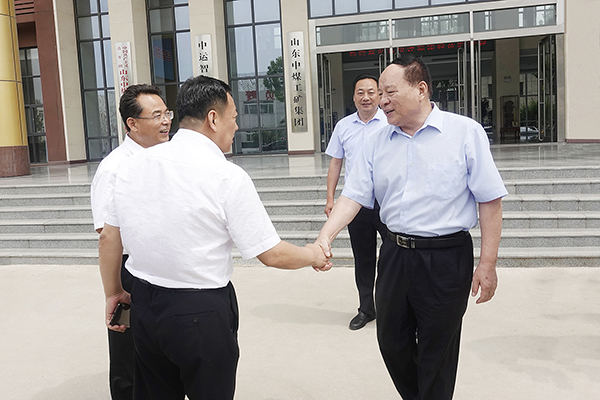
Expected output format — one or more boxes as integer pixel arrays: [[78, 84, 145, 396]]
[[325, 74, 389, 330], [316, 55, 507, 399]]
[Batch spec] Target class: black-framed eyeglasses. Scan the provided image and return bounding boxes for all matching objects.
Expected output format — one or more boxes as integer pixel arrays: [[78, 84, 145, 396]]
[[136, 110, 174, 121]]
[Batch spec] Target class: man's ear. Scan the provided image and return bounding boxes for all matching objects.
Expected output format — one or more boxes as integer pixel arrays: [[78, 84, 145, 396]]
[[418, 81, 429, 99], [207, 109, 218, 131], [126, 117, 138, 133]]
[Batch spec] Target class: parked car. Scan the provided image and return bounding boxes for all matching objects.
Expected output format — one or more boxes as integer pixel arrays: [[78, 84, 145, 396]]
[[520, 126, 539, 142]]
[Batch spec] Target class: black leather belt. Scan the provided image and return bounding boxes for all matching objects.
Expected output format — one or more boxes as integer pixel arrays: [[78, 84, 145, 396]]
[[387, 230, 468, 249]]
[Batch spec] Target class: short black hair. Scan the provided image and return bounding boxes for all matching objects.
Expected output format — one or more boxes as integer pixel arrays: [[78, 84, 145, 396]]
[[353, 74, 379, 92], [390, 54, 433, 99], [176, 75, 231, 123], [119, 84, 163, 132]]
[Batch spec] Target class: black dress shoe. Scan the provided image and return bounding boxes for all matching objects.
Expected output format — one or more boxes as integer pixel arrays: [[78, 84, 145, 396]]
[[349, 311, 375, 330]]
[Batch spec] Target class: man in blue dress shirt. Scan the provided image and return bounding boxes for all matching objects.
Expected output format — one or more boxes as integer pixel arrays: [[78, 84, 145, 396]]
[[325, 74, 388, 330], [315, 54, 507, 399]]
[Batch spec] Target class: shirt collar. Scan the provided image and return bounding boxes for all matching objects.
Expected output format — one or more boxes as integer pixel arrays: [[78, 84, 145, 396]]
[[123, 134, 145, 153], [389, 102, 443, 138], [352, 107, 385, 125], [172, 128, 226, 159]]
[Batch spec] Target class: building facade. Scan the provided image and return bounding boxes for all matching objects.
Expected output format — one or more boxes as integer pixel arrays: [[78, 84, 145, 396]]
[[8, 0, 600, 169]]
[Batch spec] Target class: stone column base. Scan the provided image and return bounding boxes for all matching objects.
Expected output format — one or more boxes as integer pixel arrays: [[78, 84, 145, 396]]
[[0, 146, 31, 177]]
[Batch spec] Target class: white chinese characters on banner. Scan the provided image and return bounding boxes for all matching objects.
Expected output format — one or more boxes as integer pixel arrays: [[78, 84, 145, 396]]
[[287, 32, 307, 133], [115, 42, 131, 95], [195, 35, 213, 77]]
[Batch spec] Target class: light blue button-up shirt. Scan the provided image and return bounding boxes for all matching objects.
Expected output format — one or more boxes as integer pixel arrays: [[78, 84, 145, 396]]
[[325, 108, 388, 181], [342, 103, 508, 237]]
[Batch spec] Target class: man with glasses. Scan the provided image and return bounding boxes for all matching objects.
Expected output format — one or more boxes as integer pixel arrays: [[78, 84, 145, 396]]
[[91, 83, 172, 400], [316, 55, 506, 399]]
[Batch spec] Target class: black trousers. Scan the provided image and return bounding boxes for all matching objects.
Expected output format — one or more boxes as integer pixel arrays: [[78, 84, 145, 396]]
[[347, 203, 387, 317], [375, 232, 473, 400], [130, 279, 239, 400], [108, 255, 135, 400]]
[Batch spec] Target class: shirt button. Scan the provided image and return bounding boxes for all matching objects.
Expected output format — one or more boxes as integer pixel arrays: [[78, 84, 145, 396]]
[[193, 317, 199, 323]]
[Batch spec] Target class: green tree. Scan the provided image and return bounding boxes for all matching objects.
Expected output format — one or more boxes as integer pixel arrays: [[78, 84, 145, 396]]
[[263, 56, 285, 103]]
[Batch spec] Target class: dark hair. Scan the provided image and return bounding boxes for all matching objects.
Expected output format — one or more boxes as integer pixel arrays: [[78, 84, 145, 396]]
[[390, 54, 433, 99], [353, 74, 379, 91], [119, 84, 163, 131], [176, 75, 231, 123]]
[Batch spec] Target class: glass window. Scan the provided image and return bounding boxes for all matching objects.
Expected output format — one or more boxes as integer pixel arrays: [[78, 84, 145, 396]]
[[255, 24, 282, 76], [394, 13, 469, 39], [395, 0, 427, 9], [150, 8, 174, 33], [148, 0, 177, 7], [231, 79, 258, 130], [75, 0, 116, 161], [359, 0, 391, 13], [317, 21, 388, 46], [335, 0, 356, 15], [147, 1, 192, 131], [84, 90, 109, 138], [228, 26, 256, 77], [474, 5, 556, 32], [176, 32, 193, 80], [226, 1, 286, 154], [32, 77, 43, 104], [80, 41, 105, 89], [78, 16, 100, 40], [259, 77, 285, 128], [20, 47, 48, 163], [174, 6, 190, 30], [103, 40, 114, 87], [254, 0, 280, 23], [87, 138, 114, 160], [151, 34, 177, 84], [75, 0, 98, 15], [431, 0, 462, 5], [309, 0, 332, 18], [101, 14, 110, 37], [226, 0, 252, 25]]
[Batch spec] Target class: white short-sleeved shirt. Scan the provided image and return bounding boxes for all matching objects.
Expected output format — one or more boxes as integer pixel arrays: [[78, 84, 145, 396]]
[[106, 129, 281, 289], [342, 103, 508, 237], [91, 135, 144, 232], [325, 108, 388, 181]]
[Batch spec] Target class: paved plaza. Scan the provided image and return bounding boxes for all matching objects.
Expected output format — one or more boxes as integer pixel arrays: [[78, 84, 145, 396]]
[[1, 143, 599, 399], [0, 264, 599, 399]]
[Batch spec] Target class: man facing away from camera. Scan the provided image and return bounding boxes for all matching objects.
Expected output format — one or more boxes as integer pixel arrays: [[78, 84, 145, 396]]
[[99, 75, 331, 400], [316, 54, 507, 399]]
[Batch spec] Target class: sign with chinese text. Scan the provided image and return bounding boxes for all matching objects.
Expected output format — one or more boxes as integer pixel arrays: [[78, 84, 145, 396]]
[[115, 42, 131, 95], [195, 35, 213, 76], [287, 31, 307, 133]]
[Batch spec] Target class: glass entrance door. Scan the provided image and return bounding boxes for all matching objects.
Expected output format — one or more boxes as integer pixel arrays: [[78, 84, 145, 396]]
[[537, 36, 557, 142], [318, 54, 333, 152]]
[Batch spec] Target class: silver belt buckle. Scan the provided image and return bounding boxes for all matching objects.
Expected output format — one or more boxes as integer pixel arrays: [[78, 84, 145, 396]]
[[396, 235, 415, 249]]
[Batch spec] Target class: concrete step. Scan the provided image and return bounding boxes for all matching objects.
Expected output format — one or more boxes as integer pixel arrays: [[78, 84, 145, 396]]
[[0, 183, 90, 195], [0, 219, 93, 234], [0, 193, 90, 207], [0, 233, 98, 249], [0, 249, 99, 265], [0, 205, 92, 220], [497, 166, 600, 180], [501, 211, 600, 229], [502, 193, 600, 211], [503, 178, 600, 195]]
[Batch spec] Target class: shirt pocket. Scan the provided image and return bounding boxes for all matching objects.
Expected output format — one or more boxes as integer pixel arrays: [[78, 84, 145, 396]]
[[425, 161, 467, 200]]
